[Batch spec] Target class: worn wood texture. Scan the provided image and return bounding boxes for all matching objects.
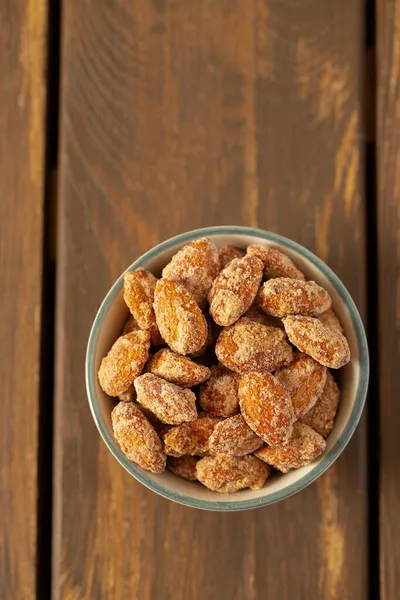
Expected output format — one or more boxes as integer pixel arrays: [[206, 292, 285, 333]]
[[55, 1, 367, 598], [0, 1, 47, 598], [377, 0, 400, 597]]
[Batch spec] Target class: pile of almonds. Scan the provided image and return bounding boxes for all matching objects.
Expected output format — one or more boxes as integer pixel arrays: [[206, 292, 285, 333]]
[[98, 238, 349, 493]]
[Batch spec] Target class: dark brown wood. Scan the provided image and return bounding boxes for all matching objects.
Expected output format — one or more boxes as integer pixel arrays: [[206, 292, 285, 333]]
[[0, 1, 48, 597], [377, 1, 400, 597], [54, 1, 367, 598]]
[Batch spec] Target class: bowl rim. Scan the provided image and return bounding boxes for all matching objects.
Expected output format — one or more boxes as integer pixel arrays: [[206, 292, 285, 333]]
[[86, 225, 369, 511]]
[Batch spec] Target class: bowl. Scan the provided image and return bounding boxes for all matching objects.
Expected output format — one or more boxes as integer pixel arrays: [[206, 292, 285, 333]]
[[85, 226, 369, 510]]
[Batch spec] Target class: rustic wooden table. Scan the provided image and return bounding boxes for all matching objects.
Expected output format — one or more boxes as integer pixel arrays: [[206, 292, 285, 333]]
[[1, 0, 399, 598]]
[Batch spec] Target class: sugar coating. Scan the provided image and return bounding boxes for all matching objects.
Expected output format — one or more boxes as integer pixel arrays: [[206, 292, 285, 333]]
[[196, 454, 270, 493], [111, 402, 166, 473], [215, 318, 293, 374], [191, 314, 215, 357], [162, 237, 220, 306], [122, 315, 140, 335], [146, 348, 210, 388], [209, 414, 264, 456], [162, 413, 221, 456], [275, 353, 327, 418], [244, 305, 284, 329], [218, 246, 244, 269], [154, 279, 208, 355], [209, 255, 263, 326], [255, 422, 326, 472], [247, 244, 305, 280], [123, 268, 158, 330], [283, 315, 350, 369], [98, 330, 151, 396], [258, 278, 331, 318], [137, 407, 165, 434], [239, 372, 296, 446], [134, 373, 197, 425], [301, 372, 340, 437], [318, 308, 344, 334], [199, 363, 241, 417], [167, 456, 198, 481]]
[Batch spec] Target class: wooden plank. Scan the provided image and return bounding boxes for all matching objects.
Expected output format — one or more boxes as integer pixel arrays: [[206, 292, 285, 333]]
[[0, 1, 48, 597], [54, 1, 367, 598], [377, 1, 400, 597]]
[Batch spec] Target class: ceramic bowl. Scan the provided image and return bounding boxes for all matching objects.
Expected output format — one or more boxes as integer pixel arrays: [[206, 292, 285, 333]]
[[85, 226, 369, 510]]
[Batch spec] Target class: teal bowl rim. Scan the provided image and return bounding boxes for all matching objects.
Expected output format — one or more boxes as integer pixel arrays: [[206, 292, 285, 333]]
[[86, 225, 369, 511]]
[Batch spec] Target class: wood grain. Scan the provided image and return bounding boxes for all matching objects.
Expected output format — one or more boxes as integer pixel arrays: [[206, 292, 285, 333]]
[[0, 1, 48, 597], [377, 0, 400, 597], [54, 1, 367, 598]]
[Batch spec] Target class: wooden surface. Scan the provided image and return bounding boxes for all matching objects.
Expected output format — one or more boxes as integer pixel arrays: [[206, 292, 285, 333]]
[[53, 1, 368, 599], [0, 1, 48, 598], [5, 0, 400, 598], [377, 0, 400, 598]]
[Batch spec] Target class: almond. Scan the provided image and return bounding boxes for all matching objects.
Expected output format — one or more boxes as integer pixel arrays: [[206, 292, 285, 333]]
[[196, 454, 270, 493], [162, 237, 220, 306], [146, 348, 210, 388], [301, 372, 340, 437], [255, 422, 326, 472], [209, 254, 263, 326], [134, 373, 197, 425], [98, 330, 150, 396], [283, 315, 350, 369], [239, 372, 296, 446], [111, 402, 166, 473], [247, 244, 305, 280], [275, 353, 327, 418], [209, 414, 263, 456], [215, 318, 293, 374], [258, 278, 331, 318], [154, 279, 208, 355]]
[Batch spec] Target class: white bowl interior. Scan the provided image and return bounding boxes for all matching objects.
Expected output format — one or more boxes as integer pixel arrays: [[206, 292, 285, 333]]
[[91, 232, 361, 505]]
